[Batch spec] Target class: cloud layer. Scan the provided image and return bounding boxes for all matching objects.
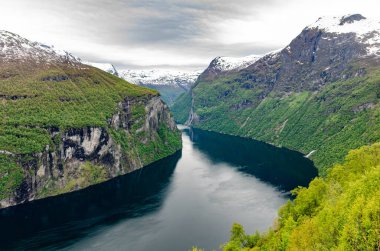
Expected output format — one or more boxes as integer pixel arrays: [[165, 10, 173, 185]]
[[1, 0, 379, 69]]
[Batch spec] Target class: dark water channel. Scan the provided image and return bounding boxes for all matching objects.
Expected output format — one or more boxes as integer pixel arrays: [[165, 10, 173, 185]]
[[0, 127, 317, 251]]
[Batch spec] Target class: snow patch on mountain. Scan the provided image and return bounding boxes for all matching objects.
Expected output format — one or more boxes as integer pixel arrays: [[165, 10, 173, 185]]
[[307, 14, 380, 56], [212, 55, 262, 71], [307, 14, 379, 35], [119, 69, 202, 89], [83, 62, 119, 76], [0, 30, 81, 64]]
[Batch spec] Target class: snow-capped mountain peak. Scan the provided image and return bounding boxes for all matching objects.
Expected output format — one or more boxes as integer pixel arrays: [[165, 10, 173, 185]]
[[83, 62, 119, 76], [119, 69, 202, 89], [306, 14, 380, 56], [210, 55, 262, 72], [0, 30, 81, 64], [119, 68, 202, 105], [307, 14, 380, 35]]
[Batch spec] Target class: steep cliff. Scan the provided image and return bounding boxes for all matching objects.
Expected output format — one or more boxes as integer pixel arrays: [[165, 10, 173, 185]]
[[0, 31, 181, 208], [172, 14, 380, 173]]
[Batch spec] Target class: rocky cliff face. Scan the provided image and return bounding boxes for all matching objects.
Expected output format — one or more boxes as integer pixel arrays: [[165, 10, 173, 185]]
[[195, 14, 380, 94], [226, 14, 380, 97], [0, 31, 181, 208]]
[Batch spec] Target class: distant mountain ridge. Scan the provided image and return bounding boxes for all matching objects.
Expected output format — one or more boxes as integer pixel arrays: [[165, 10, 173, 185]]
[[119, 68, 201, 90], [83, 63, 202, 105], [119, 69, 201, 105]]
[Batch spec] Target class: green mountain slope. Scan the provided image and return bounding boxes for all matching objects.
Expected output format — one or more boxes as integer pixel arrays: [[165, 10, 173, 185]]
[[0, 31, 181, 207], [187, 66, 380, 174], [172, 15, 380, 173], [170, 91, 193, 124]]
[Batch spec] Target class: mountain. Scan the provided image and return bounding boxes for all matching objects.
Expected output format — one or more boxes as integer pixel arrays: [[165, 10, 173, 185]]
[[172, 14, 380, 173], [119, 69, 202, 105], [0, 30, 181, 208], [201, 54, 262, 80], [82, 61, 119, 76], [0, 30, 81, 65], [79, 63, 202, 106]]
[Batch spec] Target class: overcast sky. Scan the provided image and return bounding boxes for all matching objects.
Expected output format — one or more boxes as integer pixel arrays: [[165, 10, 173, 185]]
[[1, 0, 379, 70]]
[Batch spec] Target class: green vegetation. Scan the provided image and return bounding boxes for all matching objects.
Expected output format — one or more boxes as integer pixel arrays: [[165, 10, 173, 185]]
[[1, 65, 157, 155], [171, 91, 192, 124], [0, 155, 23, 200], [173, 67, 380, 174], [222, 142, 380, 250], [37, 162, 108, 198], [0, 126, 51, 154], [144, 84, 187, 106], [190, 247, 205, 251], [109, 122, 181, 167], [2, 68, 157, 128], [60, 162, 109, 194], [0, 64, 181, 199]]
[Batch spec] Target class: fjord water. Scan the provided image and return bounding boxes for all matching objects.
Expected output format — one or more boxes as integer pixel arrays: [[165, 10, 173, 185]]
[[0, 127, 317, 251]]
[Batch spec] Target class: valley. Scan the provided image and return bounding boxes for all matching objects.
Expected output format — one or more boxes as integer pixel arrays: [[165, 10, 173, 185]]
[[0, 4, 379, 251]]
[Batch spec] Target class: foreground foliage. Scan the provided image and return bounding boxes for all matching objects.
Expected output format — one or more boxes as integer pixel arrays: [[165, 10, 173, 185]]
[[222, 142, 380, 250]]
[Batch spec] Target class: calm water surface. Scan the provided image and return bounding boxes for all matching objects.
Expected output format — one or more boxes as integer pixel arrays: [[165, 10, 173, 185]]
[[0, 127, 317, 251]]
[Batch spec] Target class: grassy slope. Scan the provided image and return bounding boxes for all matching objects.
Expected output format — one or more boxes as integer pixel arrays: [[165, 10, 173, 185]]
[[222, 142, 380, 251], [0, 64, 181, 199], [182, 67, 380, 174]]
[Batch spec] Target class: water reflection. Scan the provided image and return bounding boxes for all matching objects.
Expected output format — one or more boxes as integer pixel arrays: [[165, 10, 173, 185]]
[[0, 151, 181, 250], [186, 127, 317, 191], [0, 128, 317, 251]]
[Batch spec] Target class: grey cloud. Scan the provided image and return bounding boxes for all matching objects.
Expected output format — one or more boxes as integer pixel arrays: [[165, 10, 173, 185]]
[[6, 0, 285, 68], [36, 0, 283, 45], [85, 0, 282, 45], [78, 40, 279, 69]]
